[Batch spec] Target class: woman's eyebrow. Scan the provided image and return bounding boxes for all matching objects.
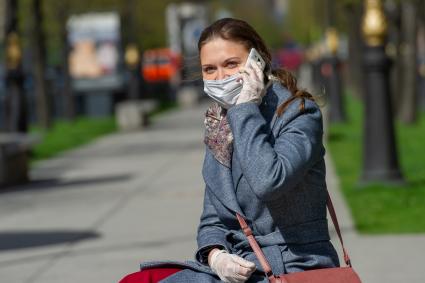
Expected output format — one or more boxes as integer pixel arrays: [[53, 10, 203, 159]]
[[224, 57, 241, 63], [201, 57, 241, 68]]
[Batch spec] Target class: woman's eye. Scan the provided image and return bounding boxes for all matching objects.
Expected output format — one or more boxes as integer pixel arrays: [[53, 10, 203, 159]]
[[203, 66, 215, 74], [227, 62, 238, 68]]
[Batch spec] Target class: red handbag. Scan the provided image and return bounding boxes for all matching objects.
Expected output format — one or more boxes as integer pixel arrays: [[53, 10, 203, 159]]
[[236, 190, 362, 283]]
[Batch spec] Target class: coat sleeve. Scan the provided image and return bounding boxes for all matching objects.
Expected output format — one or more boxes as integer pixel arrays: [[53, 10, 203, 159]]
[[195, 186, 229, 264], [227, 100, 324, 202]]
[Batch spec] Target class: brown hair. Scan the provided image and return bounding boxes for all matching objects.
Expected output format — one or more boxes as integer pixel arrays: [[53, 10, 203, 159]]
[[198, 18, 314, 116]]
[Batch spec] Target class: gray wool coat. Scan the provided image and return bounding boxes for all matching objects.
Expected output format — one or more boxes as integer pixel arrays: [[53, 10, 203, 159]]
[[139, 82, 339, 282]]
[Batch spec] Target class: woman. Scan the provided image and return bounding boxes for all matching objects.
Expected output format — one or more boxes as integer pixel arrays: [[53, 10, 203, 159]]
[[120, 17, 339, 283]]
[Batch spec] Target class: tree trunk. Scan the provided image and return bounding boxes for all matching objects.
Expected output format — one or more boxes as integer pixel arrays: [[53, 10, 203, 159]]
[[398, 0, 418, 124], [32, 0, 51, 128], [58, 0, 75, 120], [418, 2, 425, 110], [344, 3, 364, 99], [385, 1, 402, 114], [121, 0, 137, 47]]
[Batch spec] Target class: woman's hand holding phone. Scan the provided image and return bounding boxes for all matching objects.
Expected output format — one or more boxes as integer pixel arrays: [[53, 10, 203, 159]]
[[236, 60, 266, 105]]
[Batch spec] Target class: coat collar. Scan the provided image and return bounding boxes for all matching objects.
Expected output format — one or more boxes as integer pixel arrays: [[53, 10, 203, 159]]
[[261, 82, 292, 130], [203, 148, 245, 216]]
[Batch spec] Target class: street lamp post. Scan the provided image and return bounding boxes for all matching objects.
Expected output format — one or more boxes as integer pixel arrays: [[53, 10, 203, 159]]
[[361, 0, 403, 184], [322, 28, 346, 123], [4, 0, 27, 133], [124, 44, 141, 100]]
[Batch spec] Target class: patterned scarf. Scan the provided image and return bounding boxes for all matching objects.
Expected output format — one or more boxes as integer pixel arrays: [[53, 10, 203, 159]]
[[203, 103, 234, 168]]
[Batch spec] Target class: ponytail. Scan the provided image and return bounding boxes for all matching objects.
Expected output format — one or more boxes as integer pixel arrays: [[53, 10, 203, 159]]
[[271, 68, 314, 116]]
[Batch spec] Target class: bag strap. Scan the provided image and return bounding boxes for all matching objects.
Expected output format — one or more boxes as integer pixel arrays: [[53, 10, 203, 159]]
[[236, 213, 284, 283], [236, 190, 352, 280], [325, 190, 352, 267]]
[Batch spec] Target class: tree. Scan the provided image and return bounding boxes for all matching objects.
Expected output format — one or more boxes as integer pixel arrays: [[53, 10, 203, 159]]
[[32, 0, 51, 128], [56, 0, 75, 120], [343, 2, 364, 98], [398, 0, 419, 124]]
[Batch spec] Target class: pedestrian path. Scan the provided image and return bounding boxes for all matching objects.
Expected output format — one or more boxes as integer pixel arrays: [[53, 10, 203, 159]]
[[0, 104, 207, 283], [0, 101, 423, 283]]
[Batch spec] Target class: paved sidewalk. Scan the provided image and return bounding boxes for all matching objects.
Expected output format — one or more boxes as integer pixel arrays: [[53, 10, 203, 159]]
[[0, 105, 207, 283], [0, 101, 424, 283]]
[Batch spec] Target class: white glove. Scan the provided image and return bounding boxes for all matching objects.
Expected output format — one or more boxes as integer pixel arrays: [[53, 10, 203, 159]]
[[209, 249, 256, 283], [236, 61, 265, 105]]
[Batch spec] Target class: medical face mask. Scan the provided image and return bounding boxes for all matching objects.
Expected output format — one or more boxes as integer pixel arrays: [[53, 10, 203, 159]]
[[203, 73, 243, 109]]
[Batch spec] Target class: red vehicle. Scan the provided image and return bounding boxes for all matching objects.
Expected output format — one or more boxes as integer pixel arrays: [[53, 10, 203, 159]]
[[142, 48, 181, 83]]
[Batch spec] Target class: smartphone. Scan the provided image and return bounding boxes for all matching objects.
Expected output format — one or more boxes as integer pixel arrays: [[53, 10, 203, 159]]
[[245, 48, 266, 71]]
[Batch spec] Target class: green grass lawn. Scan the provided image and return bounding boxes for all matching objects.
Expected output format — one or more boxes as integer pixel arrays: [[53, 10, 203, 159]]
[[30, 117, 117, 162], [327, 94, 425, 234], [30, 101, 177, 162]]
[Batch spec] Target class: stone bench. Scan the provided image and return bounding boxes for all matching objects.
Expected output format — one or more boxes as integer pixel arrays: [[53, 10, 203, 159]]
[[115, 99, 159, 131], [177, 86, 201, 108], [0, 133, 39, 188]]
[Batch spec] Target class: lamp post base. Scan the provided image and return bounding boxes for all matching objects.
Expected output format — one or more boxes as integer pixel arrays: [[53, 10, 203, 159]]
[[360, 169, 405, 187], [361, 45, 404, 187]]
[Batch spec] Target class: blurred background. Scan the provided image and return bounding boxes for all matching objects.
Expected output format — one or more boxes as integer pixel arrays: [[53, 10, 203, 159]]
[[0, 0, 424, 282], [1, 0, 424, 135]]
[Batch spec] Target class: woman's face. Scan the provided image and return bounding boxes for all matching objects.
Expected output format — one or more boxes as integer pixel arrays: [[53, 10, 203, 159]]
[[200, 37, 249, 80]]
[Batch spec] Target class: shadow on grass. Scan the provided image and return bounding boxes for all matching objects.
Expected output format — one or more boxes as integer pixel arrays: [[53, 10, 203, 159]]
[[407, 179, 425, 189], [327, 131, 347, 142], [352, 178, 425, 191]]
